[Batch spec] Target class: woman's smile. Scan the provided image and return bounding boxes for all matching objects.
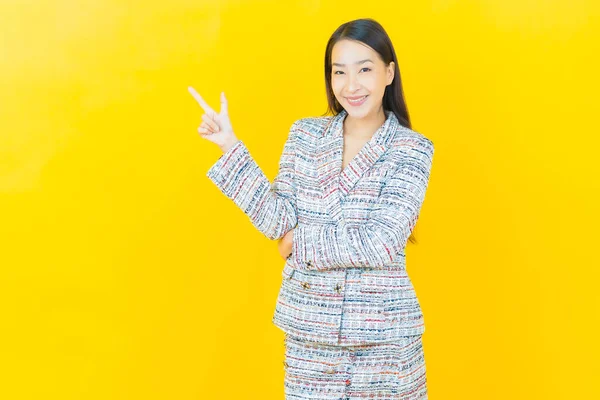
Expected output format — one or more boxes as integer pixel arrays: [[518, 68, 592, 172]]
[[346, 95, 368, 106]]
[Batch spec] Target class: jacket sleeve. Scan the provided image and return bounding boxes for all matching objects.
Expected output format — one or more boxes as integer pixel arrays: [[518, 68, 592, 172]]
[[206, 121, 299, 240], [291, 136, 434, 271]]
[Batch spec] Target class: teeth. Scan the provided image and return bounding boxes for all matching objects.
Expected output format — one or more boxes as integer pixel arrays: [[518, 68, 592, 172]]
[[348, 96, 366, 103]]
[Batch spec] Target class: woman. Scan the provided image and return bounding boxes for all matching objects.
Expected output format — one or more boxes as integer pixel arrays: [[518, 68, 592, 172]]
[[190, 18, 434, 400]]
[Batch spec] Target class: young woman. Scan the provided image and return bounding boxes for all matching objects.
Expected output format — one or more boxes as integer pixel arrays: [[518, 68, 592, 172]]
[[190, 18, 434, 400]]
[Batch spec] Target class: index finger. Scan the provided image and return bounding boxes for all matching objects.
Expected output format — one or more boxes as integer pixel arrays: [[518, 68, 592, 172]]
[[188, 86, 215, 115]]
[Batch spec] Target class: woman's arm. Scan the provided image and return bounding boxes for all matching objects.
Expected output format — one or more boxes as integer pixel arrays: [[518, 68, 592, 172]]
[[206, 121, 300, 240], [290, 136, 434, 271]]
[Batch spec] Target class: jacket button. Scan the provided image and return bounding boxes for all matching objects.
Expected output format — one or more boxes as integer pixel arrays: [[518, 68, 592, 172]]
[[334, 284, 342, 293], [301, 282, 310, 290], [306, 260, 312, 267], [324, 368, 336, 374]]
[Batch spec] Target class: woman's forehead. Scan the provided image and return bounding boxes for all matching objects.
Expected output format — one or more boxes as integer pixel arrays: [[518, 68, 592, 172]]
[[331, 40, 378, 64]]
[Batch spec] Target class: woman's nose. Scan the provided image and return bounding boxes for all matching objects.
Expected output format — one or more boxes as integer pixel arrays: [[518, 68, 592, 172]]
[[345, 74, 359, 92]]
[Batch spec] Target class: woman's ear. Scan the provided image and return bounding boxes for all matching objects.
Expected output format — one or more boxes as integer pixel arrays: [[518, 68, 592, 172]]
[[387, 61, 395, 85]]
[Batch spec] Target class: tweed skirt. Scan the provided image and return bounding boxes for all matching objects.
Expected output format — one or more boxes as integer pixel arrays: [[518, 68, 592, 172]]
[[283, 333, 427, 399]]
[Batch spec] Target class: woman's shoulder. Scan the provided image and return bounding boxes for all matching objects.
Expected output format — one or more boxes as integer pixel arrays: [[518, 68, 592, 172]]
[[391, 125, 434, 153], [290, 115, 333, 139]]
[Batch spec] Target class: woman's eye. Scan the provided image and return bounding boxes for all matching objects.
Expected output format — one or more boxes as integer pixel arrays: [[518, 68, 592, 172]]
[[333, 68, 370, 75]]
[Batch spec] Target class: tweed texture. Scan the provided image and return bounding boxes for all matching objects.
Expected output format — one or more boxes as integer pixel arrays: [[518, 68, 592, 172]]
[[283, 333, 427, 399], [206, 109, 434, 346]]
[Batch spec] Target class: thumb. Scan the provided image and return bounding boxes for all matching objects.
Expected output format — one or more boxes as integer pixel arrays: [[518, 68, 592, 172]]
[[220, 91, 228, 114]]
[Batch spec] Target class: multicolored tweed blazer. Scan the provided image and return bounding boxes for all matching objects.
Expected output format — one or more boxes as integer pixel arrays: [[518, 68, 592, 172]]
[[206, 108, 434, 346]]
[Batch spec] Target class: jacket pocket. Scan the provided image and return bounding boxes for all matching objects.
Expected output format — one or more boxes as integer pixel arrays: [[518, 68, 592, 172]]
[[358, 269, 424, 333], [359, 269, 410, 293]]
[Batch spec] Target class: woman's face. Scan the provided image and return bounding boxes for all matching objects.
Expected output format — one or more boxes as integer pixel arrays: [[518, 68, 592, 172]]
[[330, 39, 394, 120]]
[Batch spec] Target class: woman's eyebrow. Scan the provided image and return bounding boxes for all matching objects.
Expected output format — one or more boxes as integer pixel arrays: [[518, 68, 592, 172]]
[[332, 59, 373, 67]]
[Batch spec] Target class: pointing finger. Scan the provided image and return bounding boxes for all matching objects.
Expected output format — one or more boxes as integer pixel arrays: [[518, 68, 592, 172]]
[[220, 91, 228, 114], [188, 86, 215, 114]]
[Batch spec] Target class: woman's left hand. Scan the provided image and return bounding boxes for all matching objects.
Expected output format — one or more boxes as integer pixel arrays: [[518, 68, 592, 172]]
[[277, 229, 294, 260]]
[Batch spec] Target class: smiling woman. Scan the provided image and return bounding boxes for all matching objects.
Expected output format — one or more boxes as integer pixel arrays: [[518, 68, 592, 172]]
[[199, 17, 434, 400], [330, 41, 394, 120]]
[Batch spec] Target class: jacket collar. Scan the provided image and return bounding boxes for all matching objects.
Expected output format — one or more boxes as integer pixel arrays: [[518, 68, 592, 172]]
[[316, 108, 400, 220]]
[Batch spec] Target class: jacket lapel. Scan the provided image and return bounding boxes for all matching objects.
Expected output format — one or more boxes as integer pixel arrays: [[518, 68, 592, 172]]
[[316, 109, 400, 220]]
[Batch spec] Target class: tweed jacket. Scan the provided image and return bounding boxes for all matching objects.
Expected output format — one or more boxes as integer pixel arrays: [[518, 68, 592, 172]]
[[206, 109, 434, 346]]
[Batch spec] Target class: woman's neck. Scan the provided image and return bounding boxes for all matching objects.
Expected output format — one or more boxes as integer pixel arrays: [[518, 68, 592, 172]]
[[343, 107, 386, 140]]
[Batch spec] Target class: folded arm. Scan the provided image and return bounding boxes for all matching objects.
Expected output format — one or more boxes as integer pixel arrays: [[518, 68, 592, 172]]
[[291, 136, 434, 271], [206, 121, 299, 240]]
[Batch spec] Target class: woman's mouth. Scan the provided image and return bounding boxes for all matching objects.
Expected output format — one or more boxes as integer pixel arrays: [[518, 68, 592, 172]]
[[346, 95, 368, 106]]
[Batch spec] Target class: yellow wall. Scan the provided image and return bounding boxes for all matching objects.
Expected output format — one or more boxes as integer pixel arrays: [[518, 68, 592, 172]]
[[1, 1, 598, 398]]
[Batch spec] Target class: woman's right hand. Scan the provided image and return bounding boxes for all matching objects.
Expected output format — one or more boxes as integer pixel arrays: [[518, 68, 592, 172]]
[[188, 86, 239, 153], [278, 229, 294, 260]]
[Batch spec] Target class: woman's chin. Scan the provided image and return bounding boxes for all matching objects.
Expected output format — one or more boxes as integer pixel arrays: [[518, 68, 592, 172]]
[[345, 107, 372, 120]]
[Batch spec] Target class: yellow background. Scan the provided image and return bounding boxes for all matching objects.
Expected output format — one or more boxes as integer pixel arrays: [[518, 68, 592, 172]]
[[1, 0, 598, 398]]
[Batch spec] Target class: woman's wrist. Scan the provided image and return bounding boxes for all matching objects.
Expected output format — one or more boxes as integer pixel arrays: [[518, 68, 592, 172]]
[[219, 137, 240, 153]]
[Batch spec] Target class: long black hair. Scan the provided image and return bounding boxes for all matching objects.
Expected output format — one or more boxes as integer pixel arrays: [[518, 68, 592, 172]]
[[323, 18, 420, 244], [323, 18, 412, 129]]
